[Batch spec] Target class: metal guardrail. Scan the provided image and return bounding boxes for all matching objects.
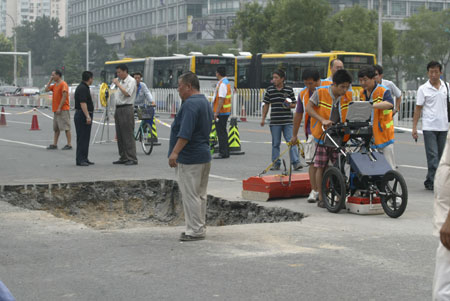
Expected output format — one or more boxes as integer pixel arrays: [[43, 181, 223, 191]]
[[0, 89, 420, 129]]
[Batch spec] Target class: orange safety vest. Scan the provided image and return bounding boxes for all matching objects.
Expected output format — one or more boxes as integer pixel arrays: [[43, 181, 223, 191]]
[[213, 77, 232, 115], [310, 86, 352, 144], [320, 78, 332, 87], [360, 84, 394, 148], [299, 87, 312, 136]]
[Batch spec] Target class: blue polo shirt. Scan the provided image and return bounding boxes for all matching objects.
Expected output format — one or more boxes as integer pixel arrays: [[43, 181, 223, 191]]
[[168, 94, 213, 164]]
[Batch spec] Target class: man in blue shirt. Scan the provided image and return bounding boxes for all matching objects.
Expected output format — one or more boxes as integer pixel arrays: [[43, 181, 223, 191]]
[[168, 72, 213, 241]]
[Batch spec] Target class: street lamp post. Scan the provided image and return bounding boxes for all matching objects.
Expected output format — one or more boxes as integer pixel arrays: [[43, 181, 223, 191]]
[[86, 0, 89, 71], [6, 13, 17, 86], [377, 0, 383, 65]]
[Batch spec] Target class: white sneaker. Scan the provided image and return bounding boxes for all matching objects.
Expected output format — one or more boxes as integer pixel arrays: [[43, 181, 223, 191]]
[[307, 190, 319, 203]]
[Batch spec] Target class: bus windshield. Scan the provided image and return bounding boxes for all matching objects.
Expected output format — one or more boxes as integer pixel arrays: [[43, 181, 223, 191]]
[[338, 55, 375, 86], [195, 57, 235, 78]]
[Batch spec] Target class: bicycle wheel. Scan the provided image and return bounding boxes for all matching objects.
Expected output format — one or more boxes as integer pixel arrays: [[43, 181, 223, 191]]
[[321, 167, 347, 213], [141, 122, 154, 155], [379, 170, 407, 218]]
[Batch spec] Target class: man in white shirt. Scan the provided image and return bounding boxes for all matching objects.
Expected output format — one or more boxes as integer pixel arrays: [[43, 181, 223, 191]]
[[112, 64, 138, 166], [412, 61, 449, 190], [374, 64, 402, 116], [433, 135, 450, 300]]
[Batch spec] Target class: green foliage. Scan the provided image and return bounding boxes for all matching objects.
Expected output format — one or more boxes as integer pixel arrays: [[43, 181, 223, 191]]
[[128, 34, 168, 57], [401, 8, 450, 81], [228, 1, 271, 53], [327, 5, 378, 53], [63, 48, 83, 84], [0, 34, 14, 83], [269, 0, 331, 52], [15, 15, 61, 67]]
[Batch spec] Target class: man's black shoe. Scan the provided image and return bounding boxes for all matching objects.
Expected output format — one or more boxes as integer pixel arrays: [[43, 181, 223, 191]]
[[113, 160, 127, 164], [76, 162, 89, 166], [124, 160, 138, 166], [87, 160, 95, 165], [213, 154, 229, 159], [425, 184, 434, 191]]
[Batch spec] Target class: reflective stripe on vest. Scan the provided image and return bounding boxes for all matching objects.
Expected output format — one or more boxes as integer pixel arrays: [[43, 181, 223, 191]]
[[360, 85, 395, 147], [310, 87, 352, 143], [214, 77, 232, 114]]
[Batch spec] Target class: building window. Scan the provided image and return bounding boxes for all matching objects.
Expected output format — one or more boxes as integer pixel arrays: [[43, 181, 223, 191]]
[[428, 2, 443, 12], [391, 1, 406, 16], [410, 2, 426, 15]]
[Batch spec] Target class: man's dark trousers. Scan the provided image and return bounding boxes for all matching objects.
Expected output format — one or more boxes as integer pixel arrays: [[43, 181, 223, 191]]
[[74, 110, 93, 164], [216, 114, 229, 157], [423, 130, 448, 186]]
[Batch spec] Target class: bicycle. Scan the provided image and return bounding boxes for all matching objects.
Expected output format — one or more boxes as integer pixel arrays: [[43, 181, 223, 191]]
[[135, 105, 155, 155]]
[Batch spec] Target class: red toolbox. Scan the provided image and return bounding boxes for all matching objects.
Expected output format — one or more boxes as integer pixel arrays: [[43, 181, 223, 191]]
[[242, 173, 311, 202]]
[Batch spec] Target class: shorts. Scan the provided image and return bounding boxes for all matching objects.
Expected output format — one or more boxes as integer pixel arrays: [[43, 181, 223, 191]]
[[314, 144, 338, 168], [304, 135, 315, 164], [53, 110, 71, 132]]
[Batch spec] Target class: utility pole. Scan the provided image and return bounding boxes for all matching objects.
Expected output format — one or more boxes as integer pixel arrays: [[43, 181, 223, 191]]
[[377, 0, 383, 65], [166, 2, 169, 55], [86, 0, 89, 70]]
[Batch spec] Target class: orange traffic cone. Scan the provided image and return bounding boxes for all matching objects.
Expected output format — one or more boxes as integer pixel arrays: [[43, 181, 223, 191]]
[[170, 103, 176, 118], [30, 109, 40, 130], [0, 106, 6, 126], [240, 105, 247, 122]]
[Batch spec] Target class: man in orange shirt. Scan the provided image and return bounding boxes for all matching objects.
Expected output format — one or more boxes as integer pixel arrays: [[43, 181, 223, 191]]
[[45, 69, 72, 150]]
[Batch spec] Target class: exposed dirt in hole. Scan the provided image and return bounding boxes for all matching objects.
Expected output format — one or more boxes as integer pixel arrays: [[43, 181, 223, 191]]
[[0, 179, 305, 230]]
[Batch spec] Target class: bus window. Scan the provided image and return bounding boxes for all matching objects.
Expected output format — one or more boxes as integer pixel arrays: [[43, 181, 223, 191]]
[[261, 58, 288, 88], [237, 59, 251, 88], [286, 57, 328, 87], [338, 55, 375, 86], [153, 58, 190, 88], [195, 57, 235, 78]]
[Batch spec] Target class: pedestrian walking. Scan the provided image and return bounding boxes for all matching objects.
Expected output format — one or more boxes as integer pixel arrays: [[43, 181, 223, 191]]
[[261, 69, 302, 171], [45, 69, 72, 150], [112, 64, 138, 166], [74, 71, 94, 166], [433, 134, 450, 300], [168, 72, 213, 241], [412, 61, 449, 191], [213, 66, 231, 159]]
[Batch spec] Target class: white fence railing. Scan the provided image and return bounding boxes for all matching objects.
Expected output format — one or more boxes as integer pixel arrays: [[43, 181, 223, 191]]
[[1, 88, 420, 129]]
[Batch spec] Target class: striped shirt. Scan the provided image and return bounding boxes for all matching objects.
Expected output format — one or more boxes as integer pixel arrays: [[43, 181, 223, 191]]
[[263, 85, 296, 125]]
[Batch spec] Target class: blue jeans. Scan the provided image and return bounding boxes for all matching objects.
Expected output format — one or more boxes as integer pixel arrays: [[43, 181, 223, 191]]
[[270, 124, 299, 166], [423, 130, 448, 185]]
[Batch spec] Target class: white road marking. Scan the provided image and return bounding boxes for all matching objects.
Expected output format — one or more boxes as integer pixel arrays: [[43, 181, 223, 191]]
[[209, 174, 239, 181], [2, 120, 30, 125], [398, 164, 427, 170], [0, 138, 46, 149]]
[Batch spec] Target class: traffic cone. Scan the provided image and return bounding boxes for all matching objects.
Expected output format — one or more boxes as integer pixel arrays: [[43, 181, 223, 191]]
[[228, 117, 245, 155], [30, 109, 40, 130], [240, 105, 247, 122], [0, 107, 6, 126], [170, 103, 176, 118]]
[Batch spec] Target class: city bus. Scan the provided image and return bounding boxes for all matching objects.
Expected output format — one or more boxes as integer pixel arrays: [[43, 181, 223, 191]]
[[236, 51, 376, 92], [103, 54, 237, 90]]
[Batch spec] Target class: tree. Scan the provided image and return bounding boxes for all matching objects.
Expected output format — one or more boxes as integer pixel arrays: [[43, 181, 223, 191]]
[[228, 1, 272, 53], [63, 48, 83, 84], [15, 15, 61, 67], [401, 8, 450, 81], [269, 0, 331, 52], [327, 5, 378, 53], [128, 34, 168, 57], [381, 22, 403, 86], [202, 42, 239, 55], [0, 34, 13, 84]]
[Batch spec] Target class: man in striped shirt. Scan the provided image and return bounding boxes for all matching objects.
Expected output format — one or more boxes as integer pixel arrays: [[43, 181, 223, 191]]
[[261, 69, 302, 171]]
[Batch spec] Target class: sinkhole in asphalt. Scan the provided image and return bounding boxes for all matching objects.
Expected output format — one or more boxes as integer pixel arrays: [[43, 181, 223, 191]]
[[0, 179, 305, 230]]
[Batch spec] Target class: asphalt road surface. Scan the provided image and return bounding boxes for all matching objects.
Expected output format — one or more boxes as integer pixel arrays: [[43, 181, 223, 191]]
[[0, 107, 439, 300]]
